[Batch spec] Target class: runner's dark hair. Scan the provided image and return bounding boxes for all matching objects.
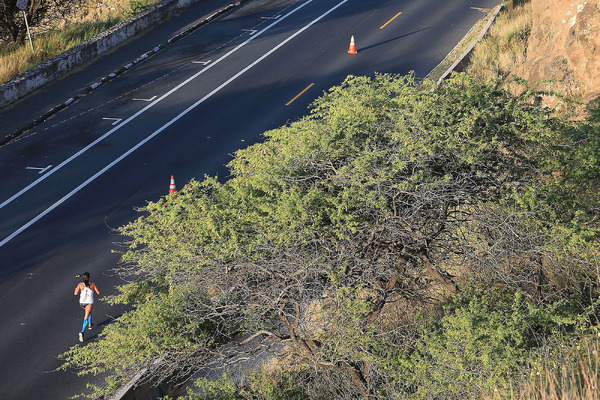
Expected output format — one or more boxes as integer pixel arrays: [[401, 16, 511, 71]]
[[82, 272, 91, 287]]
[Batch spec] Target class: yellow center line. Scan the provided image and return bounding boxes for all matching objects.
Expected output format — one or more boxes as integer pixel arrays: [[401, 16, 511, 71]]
[[380, 11, 402, 30], [286, 83, 315, 106]]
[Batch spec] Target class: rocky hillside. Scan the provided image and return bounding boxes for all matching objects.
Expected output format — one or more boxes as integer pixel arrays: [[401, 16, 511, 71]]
[[514, 0, 600, 102]]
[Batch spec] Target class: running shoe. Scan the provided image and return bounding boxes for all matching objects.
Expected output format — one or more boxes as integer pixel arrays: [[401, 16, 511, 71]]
[[79, 332, 84, 342]]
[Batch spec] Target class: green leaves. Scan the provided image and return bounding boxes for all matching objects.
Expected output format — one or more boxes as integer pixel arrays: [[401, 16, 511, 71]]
[[63, 73, 600, 399], [402, 286, 584, 399]]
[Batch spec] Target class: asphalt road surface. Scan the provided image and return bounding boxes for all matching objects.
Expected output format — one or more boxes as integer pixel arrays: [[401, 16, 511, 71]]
[[0, 0, 499, 398]]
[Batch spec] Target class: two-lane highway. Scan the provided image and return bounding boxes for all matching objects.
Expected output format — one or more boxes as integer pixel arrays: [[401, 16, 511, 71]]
[[0, 0, 499, 398]]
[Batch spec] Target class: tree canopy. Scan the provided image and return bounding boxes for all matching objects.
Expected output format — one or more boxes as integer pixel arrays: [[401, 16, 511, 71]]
[[60, 73, 600, 399]]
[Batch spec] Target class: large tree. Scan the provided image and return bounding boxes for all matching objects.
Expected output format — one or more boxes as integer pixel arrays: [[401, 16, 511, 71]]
[[61, 74, 600, 399]]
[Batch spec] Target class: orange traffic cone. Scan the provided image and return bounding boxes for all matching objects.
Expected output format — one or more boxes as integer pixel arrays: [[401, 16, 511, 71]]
[[169, 175, 177, 194], [348, 35, 357, 54]]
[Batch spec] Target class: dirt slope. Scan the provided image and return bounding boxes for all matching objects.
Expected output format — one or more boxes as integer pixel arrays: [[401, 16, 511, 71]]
[[514, 0, 600, 102]]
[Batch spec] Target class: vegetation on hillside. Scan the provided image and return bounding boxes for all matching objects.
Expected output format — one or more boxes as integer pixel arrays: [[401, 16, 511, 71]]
[[60, 73, 600, 399], [465, 1, 532, 83]]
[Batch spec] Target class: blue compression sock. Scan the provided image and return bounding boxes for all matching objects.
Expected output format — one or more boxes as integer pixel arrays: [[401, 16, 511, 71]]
[[82, 319, 88, 333]]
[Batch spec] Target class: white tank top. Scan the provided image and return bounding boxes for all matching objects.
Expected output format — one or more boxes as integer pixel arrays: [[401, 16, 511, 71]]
[[79, 284, 94, 304]]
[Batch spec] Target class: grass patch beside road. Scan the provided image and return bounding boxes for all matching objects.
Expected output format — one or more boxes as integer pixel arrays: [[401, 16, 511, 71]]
[[465, 1, 532, 82], [428, 1, 532, 85], [0, 18, 121, 84]]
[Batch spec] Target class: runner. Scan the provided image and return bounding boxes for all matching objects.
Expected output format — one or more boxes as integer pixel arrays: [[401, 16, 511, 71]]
[[74, 272, 100, 342]]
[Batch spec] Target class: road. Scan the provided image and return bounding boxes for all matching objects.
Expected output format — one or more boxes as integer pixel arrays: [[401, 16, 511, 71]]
[[0, 0, 499, 398]]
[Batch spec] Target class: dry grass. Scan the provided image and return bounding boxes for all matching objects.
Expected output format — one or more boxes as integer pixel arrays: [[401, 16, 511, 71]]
[[465, 1, 532, 83], [0, 0, 158, 85], [485, 337, 600, 400]]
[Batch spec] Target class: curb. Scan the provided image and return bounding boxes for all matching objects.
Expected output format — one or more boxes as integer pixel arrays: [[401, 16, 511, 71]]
[[0, 0, 250, 147], [433, 3, 503, 86]]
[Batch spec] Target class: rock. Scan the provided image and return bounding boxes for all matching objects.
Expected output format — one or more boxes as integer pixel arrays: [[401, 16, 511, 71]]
[[514, 0, 600, 102]]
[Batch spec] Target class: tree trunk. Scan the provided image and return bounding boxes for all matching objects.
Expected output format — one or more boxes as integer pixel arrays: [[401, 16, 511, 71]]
[[343, 362, 376, 400]]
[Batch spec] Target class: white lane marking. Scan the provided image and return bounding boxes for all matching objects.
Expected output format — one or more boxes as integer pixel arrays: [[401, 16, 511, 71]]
[[102, 117, 123, 126], [0, 0, 349, 248], [0, 0, 313, 213], [242, 29, 258, 35], [192, 59, 212, 65], [470, 7, 491, 12], [132, 96, 158, 102], [26, 165, 53, 174]]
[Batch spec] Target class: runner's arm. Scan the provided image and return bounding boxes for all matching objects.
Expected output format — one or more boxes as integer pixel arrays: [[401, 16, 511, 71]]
[[91, 283, 100, 294]]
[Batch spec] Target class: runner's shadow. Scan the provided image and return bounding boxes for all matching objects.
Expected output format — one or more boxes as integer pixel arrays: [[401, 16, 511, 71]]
[[95, 316, 115, 328], [359, 27, 431, 52]]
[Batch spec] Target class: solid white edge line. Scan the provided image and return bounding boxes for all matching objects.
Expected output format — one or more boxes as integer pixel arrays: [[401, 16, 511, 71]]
[[0, 0, 349, 248], [0, 0, 314, 212]]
